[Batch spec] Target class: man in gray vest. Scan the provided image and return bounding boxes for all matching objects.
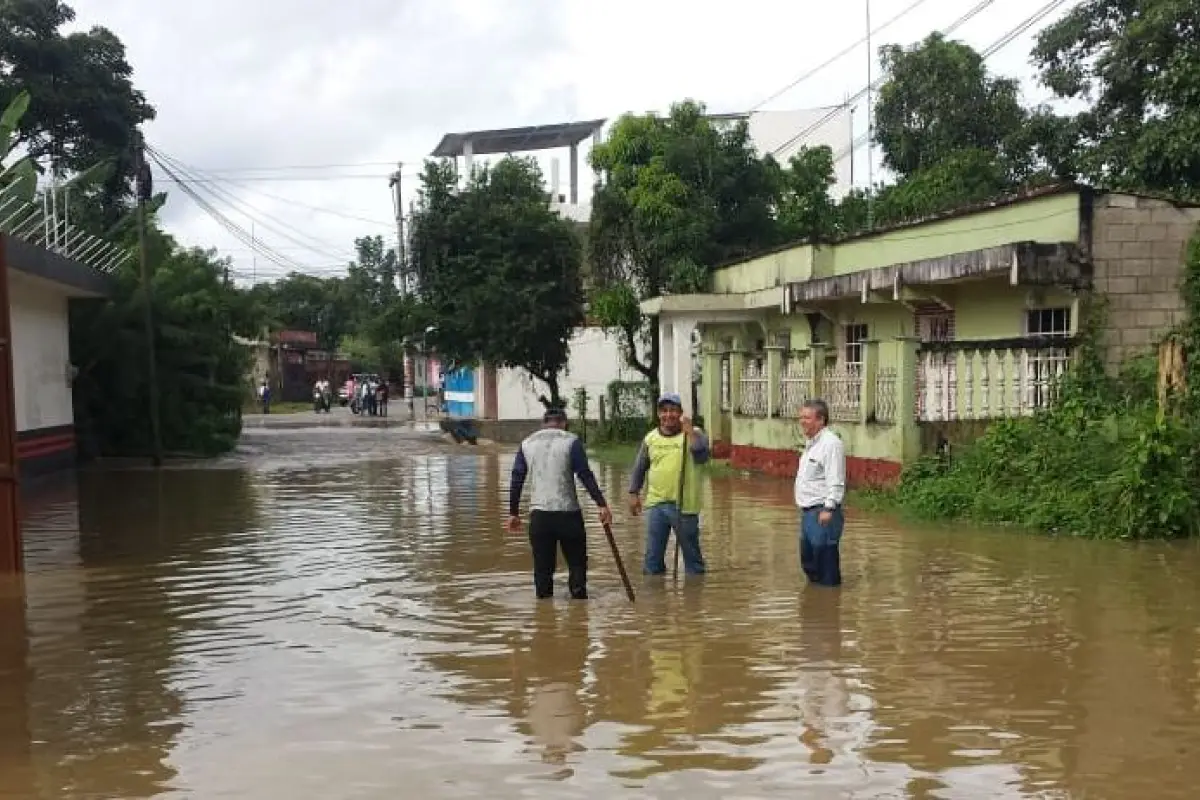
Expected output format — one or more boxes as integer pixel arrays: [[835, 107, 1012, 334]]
[[507, 407, 612, 599]]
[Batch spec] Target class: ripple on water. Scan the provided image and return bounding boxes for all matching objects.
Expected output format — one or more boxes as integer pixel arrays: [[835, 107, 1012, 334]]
[[3, 426, 1199, 798]]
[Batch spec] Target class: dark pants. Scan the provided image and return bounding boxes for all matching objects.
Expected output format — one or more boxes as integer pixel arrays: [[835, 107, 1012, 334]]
[[528, 509, 588, 599], [800, 506, 843, 587]]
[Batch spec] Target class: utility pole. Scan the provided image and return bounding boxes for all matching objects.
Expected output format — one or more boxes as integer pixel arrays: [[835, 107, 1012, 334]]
[[389, 163, 406, 297], [134, 133, 163, 467], [865, 0, 875, 230]]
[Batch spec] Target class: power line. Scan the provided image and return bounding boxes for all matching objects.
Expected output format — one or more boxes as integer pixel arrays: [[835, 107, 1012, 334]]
[[751, 0, 935, 112], [157, 173, 395, 184], [769, 0, 998, 160], [831, 0, 1076, 166], [148, 146, 357, 263]]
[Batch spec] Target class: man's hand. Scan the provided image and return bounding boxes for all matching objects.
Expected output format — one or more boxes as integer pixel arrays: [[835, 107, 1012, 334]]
[[680, 415, 694, 436], [598, 506, 613, 526], [818, 510, 833, 526], [628, 494, 642, 516], [506, 515, 522, 533]]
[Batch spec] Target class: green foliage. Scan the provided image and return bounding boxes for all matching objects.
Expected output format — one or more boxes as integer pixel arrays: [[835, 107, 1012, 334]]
[[0, 0, 156, 225], [409, 155, 585, 406], [895, 233, 1200, 539], [874, 33, 1031, 181], [1032, 0, 1200, 198], [71, 225, 255, 457], [586, 100, 782, 385]]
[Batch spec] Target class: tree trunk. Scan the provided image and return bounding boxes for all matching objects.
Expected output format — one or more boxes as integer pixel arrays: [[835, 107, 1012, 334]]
[[620, 316, 658, 387]]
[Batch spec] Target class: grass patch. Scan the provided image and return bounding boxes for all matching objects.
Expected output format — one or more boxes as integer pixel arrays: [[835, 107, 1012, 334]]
[[244, 400, 317, 415]]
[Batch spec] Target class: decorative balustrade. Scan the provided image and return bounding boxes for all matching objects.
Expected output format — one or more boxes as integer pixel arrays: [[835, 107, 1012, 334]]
[[917, 337, 1076, 422], [822, 363, 863, 422], [874, 366, 898, 424], [738, 359, 768, 416], [778, 353, 813, 418]]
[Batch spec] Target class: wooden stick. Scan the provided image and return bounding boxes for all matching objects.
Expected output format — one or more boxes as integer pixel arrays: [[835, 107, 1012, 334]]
[[601, 521, 636, 602]]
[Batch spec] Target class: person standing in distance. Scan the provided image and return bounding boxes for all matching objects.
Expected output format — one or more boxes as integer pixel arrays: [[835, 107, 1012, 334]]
[[508, 407, 612, 599], [795, 399, 846, 587], [627, 393, 710, 576]]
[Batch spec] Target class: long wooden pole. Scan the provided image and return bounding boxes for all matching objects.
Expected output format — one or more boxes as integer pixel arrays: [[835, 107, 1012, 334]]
[[601, 521, 636, 602]]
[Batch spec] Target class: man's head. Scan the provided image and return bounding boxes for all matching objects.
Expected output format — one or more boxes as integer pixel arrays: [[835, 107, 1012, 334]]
[[799, 399, 829, 439], [657, 393, 683, 432], [543, 406, 568, 430]]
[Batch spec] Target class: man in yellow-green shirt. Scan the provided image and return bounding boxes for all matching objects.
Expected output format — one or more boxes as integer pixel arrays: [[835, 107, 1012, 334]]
[[627, 393, 711, 575]]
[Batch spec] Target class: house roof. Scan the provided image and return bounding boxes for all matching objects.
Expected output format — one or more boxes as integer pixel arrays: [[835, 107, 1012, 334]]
[[430, 119, 607, 157], [1, 234, 115, 298]]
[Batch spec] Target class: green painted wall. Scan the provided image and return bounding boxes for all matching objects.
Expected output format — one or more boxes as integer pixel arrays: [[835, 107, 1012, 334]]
[[711, 245, 814, 293], [828, 192, 1081, 276]]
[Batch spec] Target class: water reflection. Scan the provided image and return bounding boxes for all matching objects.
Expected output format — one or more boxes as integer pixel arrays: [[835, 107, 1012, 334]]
[[2, 428, 1198, 798]]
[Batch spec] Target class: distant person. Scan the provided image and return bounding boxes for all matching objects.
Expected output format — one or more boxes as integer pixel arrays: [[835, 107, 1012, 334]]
[[258, 380, 271, 414], [627, 393, 710, 576], [507, 407, 612, 600], [794, 399, 846, 587], [377, 381, 389, 417]]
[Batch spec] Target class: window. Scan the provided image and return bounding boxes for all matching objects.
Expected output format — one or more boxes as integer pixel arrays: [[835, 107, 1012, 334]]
[[772, 330, 792, 350], [843, 323, 869, 365], [1024, 307, 1072, 409], [1025, 307, 1071, 337]]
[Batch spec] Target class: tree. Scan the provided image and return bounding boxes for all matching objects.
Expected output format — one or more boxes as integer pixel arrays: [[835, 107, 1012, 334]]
[[249, 273, 356, 352], [70, 223, 257, 457], [1032, 0, 1200, 197], [873, 33, 1030, 181], [409, 156, 584, 407], [0, 0, 156, 225], [586, 100, 779, 385], [775, 145, 842, 242]]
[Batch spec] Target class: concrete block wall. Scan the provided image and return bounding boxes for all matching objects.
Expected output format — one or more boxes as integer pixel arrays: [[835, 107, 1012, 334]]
[[1090, 194, 1200, 368]]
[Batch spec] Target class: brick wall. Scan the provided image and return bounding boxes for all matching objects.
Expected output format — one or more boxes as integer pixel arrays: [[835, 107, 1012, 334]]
[[1091, 194, 1200, 368]]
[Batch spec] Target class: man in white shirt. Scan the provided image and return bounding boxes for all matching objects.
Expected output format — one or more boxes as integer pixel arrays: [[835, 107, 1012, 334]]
[[793, 399, 846, 587]]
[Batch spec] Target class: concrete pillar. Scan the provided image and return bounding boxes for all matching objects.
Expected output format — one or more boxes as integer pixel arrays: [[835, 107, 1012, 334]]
[[569, 143, 579, 204], [701, 345, 722, 430], [673, 318, 697, 416], [765, 344, 784, 418], [462, 140, 474, 184], [896, 337, 921, 460], [860, 340, 879, 424], [809, 343, 828, 401]]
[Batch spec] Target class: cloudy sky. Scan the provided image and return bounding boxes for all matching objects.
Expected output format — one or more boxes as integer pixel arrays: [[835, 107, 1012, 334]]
[[67, 0, 1073, 285]]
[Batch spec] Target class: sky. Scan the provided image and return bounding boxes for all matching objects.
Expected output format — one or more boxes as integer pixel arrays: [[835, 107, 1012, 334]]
[[66, 0, 1076, 286]]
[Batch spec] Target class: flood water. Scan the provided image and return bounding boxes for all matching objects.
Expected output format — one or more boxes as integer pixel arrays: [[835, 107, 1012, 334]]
[[3, 427, 1200, 798]]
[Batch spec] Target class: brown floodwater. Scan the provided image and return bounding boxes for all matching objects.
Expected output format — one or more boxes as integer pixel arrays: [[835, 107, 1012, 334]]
[[2, 426, 1200, 798]]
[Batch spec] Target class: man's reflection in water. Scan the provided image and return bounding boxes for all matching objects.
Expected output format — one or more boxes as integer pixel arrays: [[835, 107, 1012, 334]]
[[798, 586, 845, 766], [513, 602, 590, 767]]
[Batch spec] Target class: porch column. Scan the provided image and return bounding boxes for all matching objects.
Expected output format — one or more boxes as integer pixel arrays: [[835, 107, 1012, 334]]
[[809, 343, 828, 401], [896, 337, 921, 460], [659, 316, 697, 416], [700, 344, 722, 427], [729, 341, 746, 415], [860, 340, 879, 424], [765, 344, 783, 418]]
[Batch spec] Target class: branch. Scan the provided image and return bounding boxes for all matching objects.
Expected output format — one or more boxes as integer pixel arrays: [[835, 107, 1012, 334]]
[[620, 321, 655, 382]]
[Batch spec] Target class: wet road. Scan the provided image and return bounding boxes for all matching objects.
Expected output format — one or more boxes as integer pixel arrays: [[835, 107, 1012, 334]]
[[3, 427, 1200, 798]]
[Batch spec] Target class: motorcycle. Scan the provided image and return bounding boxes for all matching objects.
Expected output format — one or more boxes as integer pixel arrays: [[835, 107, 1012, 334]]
[[312, 387, 332, 413]]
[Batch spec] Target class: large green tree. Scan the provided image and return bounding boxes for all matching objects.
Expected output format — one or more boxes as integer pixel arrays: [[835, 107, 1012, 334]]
[[0, 0, 155, 225], [409, 156, 584, 406], [586, 100, 779, 384], [70, 224, 258, 457], [1032, 0, 1200, 197]]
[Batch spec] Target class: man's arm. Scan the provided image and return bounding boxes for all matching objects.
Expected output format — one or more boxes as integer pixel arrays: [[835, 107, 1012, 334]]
[[508, 446, 528, 517], [627, 440, 651, 495], [689, 429, 711, 465], [824, 436, 846, 508], [569, 439, 608, 508]]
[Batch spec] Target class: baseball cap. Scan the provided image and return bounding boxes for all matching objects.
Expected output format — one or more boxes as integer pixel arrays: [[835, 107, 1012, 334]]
[[656, 392, 683, 408]]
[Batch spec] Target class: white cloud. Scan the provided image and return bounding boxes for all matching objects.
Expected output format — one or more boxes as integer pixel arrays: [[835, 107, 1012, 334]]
[[63, 0, 1073, 284]]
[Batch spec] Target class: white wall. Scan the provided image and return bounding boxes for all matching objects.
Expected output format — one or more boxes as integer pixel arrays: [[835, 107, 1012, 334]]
[[9, 272, 73, 432], [496, 326, 646, 420], [742, 107, 856, 199]]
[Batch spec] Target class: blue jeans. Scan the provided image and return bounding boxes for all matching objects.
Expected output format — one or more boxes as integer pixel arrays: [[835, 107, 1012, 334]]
[[800, 506, 843, 587], [644, 503, 706, 575]]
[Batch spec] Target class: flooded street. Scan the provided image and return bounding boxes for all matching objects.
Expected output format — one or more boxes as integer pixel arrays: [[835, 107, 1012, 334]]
[[3, 427, 1200, 798]]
